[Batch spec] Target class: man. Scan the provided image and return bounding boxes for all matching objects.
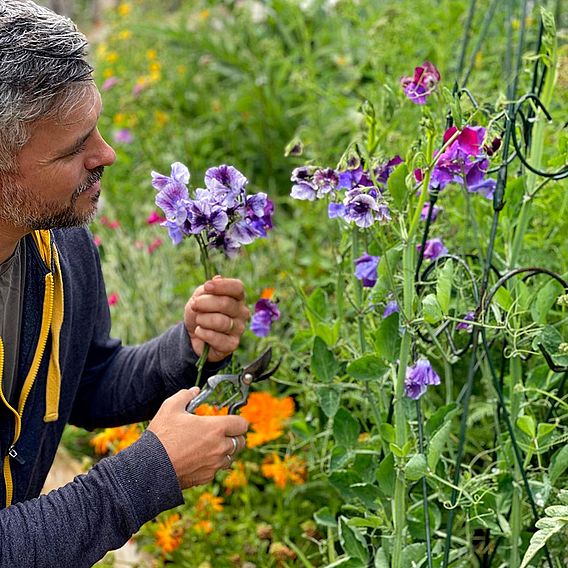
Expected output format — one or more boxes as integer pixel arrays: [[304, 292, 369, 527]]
[[0, 1, 250, 566]]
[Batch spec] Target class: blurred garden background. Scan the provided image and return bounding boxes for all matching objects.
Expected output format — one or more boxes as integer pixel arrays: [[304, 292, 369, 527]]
[[38, 0, 568, 566]]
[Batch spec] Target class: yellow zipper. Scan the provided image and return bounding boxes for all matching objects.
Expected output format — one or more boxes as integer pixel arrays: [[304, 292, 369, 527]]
[[0, 270, 55, 507]]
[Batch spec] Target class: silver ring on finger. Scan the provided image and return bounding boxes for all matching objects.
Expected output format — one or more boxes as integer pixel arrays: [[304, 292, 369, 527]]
[[225, 454, 233, 468], [228, 317, 235, 332], [230, 436, 238, 455]]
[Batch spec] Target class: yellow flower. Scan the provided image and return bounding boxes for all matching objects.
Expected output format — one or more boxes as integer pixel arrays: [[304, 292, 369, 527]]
[[240, 392, 294, 448], [113, 113, 127, 126], [193, 519, 213, 535], [155, 513, 183, 555], [223, 461, 247, 494], [154, 110, 169, 127], [146, 49, 158, 61], [196, 491, 224, 515], [261, 454, 307, 488], [105, 51, 119, 64], [96, 43, 108, 58], [103, 68, 115, 79], [117, 3, 131, 17], [198, 9, 210, 21], [117, 29, 132, 41]]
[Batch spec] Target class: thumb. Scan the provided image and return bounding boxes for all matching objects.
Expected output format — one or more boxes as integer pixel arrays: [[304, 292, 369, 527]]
[[165, 387, 201, 411]]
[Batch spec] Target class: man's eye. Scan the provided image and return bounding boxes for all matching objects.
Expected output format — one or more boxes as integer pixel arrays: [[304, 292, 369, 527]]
[[68, 144, 87, 157]]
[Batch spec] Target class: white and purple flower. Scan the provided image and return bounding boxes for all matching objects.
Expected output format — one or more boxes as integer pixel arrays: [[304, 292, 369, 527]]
[[354, 252, 380, 288]]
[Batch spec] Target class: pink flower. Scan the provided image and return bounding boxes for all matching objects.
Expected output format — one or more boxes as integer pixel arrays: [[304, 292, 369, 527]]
[[93, 235, 102, 247], [113, 128, 134, 144], [101, 76, 119, 91], [147, 238, 163, 254], [100, 216, 121, 229], [147, 210, 166, 225], [108, 293, 119, 306]]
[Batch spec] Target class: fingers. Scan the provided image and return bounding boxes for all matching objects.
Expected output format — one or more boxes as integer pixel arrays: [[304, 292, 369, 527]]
[[192, 294, 250, 320], [194, 313, 244, 335], [162, 387, 201, 411], [204, 276, 245, 300], [192, 327, 240, 358]]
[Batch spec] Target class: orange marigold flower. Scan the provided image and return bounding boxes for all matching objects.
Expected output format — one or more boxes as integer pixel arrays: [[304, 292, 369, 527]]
[[193, 519, 213, 535], [194, 403, 228, 417], [90, 424, 142, 455], [196, 491, 224, 515], [223, 461, 247, 494], [155, 513, 183, 555], [261, 287, 275, 300], [241, 392, 294, 448], [261, 454, 307, 489]]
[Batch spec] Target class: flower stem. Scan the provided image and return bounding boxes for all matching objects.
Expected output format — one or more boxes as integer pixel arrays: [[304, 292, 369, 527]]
[[195, 236, 213, 386]]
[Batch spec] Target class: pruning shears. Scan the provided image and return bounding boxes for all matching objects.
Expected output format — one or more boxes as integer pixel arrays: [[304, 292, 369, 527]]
[[185, 347, 280, 415]]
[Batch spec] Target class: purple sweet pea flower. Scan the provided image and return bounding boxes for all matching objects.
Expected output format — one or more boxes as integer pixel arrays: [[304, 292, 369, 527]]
[[251, 298, 281, 337], [383, 301, 399, 318], [328, 202, 346, 219], [417, 238, 448, 261], [457, 311, 475, 333], [291, 180, 317, 201], [152, 162, 190, 190], [354, 252, 380, 288], [375, 155, 404, 186], [246, 193, 274, 237], [400, 61, 441, 105], [421, 202, 442, 222], [337, 166, 374, 190], [313, 168, 340, 197], [404, 358, 441, 400], [205, 165, 248, 208], [342, 189, 391, 228], [187, 200, 229, 234], [161, 218, 187, 245]]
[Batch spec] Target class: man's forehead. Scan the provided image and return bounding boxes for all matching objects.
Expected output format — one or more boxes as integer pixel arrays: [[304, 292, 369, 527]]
[[52, 84, 102, 128]]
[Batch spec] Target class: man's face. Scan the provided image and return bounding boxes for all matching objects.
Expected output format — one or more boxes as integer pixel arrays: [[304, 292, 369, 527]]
[[0, 84, 116, 232]]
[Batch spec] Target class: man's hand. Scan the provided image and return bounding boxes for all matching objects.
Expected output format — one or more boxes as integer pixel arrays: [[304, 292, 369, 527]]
[[184, 275, 250, 362], [148, 388, 249, 488]]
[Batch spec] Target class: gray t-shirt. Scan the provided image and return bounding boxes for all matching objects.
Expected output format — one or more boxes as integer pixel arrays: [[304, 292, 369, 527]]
[[0, 239, 26, 405]]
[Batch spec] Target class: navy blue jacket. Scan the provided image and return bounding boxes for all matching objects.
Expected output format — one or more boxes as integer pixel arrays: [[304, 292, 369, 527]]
[[0, 228, 219, 567]]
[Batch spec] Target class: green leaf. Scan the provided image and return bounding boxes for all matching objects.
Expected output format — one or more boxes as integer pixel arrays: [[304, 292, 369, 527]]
[[387, 163, 409, 210], [401, 543, 427, 567], [422, 294, 442, 324], [436, 260, 454, 314], [520, 515, 567, 568], [517, 415, 536, 438], [329, 471, 361, 499], [338, 517, 369, 563], [314, 507, 337, 528], [347, 354, 388, 381], [428, 418, 453, 470], [314, 320, 340, 346], [330, 446, 351, 471], [290, 329, 313, 352], [311, 336, 339, 382], [350, 483, 381, 509], [376, 453, 395, 496], [405, 454, 428, 481], [549, 445, 568, 484], [380, 423, 395, 444], [318, 386, 341, 418], [372, 313, 400, 362], [537, 422, 557, 440], [306, 288, 328, 327], [333, 408, 361, 448], [494, 287, 513, 311], [374, 547, 389, 568], [532, 280, 562, 324], [349, 516, 384, 530], [536, 325, 568, 367]]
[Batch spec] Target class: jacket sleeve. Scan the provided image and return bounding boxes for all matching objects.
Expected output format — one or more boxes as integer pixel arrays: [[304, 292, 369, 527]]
[[0, 431, 183, 568], [68, 230, 229, 430]]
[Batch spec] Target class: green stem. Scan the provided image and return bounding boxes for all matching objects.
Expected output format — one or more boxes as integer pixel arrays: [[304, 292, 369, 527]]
[[195, 235, 213, 386], [509, 14, 557, 268], [509, 356, 523, 568]]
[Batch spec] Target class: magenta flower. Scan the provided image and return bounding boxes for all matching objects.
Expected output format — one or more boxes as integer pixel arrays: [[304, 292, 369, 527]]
[[417, 238, 448, 261], [405, 359, 441, 400], [431, 126, 496, 198], [147, 238, 163, 254], [354, 252, 380, 288], [107, 293, 119, 307], [147, 210, 166, 225], [400, 61, 440, 105], [250, 298, 280, 337], [101, 76, 119, 91], [113, 128, 134, 144], [401, 61, 440, 104]]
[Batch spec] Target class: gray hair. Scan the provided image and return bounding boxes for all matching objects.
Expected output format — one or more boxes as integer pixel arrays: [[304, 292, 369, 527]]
[[0, 0, 93, 172]]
